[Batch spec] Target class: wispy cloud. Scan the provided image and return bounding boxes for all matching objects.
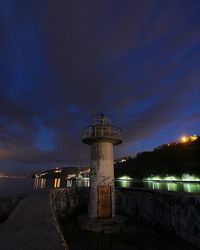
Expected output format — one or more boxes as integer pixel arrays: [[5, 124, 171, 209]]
[[0, 0, 200, 172]]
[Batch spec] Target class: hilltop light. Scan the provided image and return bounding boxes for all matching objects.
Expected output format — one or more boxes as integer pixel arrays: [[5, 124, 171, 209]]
[[180, 136, 189, 143], [54, 168, 62, 173], [190, 135, 198, 141], [180, 135, 198, 143]]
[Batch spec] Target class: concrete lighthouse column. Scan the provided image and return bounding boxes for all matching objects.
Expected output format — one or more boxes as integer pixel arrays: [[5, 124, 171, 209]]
[[79, 114, 125, 232], [82, 114, 122, 230], [89, 141, 115, 219]]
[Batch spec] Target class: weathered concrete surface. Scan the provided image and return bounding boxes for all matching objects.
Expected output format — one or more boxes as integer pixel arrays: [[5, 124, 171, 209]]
[[51, 187, 200, 248], [50, 187, 89, 218], [90, 141, 115, 218], [116, 188, 200, 248], [0, 190, 67, 250]]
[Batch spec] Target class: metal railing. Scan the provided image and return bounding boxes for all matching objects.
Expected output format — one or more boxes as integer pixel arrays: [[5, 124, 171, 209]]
[[82, 125, 121, 140], [92, 114, 111, 125]]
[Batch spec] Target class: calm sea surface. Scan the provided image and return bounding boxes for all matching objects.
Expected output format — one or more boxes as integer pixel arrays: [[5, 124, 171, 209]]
[[115, 180, 200, 192], [0, 178, 35, 197], [0, 177, 200, 198]]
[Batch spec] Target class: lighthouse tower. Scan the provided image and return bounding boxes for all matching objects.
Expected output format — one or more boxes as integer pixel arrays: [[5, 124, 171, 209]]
[[82, 114, 122, 219]]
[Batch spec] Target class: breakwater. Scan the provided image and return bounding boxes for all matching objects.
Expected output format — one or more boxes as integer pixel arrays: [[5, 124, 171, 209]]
[[116, 188, 200, 248], [50, 187, 89, 218], [0, 196, 24, 223], [0, 191, 66, 250], [50, 187, 200, 248]]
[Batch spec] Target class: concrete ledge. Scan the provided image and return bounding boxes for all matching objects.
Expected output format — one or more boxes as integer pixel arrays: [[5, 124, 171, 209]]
[[49, 190, 68, 250], [116, 188, 200, 248]]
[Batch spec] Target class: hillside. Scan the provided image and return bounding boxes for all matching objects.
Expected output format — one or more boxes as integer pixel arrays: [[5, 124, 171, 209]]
[[114, 137, 200, 179], [33, 166, 90, 178]]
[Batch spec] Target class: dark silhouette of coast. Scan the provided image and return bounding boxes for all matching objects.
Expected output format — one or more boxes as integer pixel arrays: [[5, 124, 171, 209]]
[[115, 136, 200, 179]]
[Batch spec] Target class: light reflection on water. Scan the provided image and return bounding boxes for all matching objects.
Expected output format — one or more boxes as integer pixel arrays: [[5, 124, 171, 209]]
[[145, 181, 200, 192], [34, 177, 46, 189], [33, 177, 90, 190], [115, 180, 200, 193], [0, 177, 199, 198], [33, 177, 200, 193]]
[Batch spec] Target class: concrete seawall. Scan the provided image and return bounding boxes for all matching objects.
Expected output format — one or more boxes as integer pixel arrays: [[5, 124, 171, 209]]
[[51, 187, 200, 248], [50, 187, 89, 218], [116, 188, 200, 248]]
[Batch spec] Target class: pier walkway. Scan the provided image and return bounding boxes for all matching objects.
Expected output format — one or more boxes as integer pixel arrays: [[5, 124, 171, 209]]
[[0, 190, 66, 250]]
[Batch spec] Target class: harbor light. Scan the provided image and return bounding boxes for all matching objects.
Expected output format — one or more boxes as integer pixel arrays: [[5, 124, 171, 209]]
[[145, 174, 200, 182], [118, 175, 132, 180], [79, 113, 129, 234], [82, 114, 122, 219]]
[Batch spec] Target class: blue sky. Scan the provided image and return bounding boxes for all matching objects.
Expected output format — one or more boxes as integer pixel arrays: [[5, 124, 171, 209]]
[[0, 0, 200, 174]]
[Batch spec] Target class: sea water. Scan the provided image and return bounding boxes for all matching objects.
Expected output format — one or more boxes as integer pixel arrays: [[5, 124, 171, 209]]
[[1, 177, 200, 198]]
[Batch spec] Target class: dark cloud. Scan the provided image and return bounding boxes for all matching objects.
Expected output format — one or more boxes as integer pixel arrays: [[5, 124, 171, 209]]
[[0, 0, 200, 173]]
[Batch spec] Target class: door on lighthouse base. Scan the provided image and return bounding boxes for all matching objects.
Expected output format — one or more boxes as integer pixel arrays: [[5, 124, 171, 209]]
[[98, 186, 112, 218]]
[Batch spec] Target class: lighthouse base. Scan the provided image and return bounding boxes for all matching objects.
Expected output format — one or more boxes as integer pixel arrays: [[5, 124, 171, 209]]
[[78, 214, 127, 234]]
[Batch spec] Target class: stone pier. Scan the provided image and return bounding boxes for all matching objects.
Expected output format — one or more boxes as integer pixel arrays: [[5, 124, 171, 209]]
[[0, 190, 67, 250], [51, 187, 200, 248]]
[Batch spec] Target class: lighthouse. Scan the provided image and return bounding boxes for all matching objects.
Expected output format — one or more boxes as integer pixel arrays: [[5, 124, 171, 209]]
[[82, 114, 122, 219]]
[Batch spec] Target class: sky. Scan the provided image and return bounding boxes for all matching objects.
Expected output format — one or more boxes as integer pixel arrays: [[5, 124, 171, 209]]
[[0, 0, 200, 174]]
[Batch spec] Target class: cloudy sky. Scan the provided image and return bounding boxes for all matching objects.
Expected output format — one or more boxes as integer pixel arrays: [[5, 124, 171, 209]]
[[0, 0, 200, 174]]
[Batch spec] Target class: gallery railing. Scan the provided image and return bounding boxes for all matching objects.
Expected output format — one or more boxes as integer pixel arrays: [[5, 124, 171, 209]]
[[82, 125, 121, 140]]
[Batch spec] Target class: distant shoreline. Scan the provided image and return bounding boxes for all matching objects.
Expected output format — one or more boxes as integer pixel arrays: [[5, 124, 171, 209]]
[[0, 176, 31, 179]]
